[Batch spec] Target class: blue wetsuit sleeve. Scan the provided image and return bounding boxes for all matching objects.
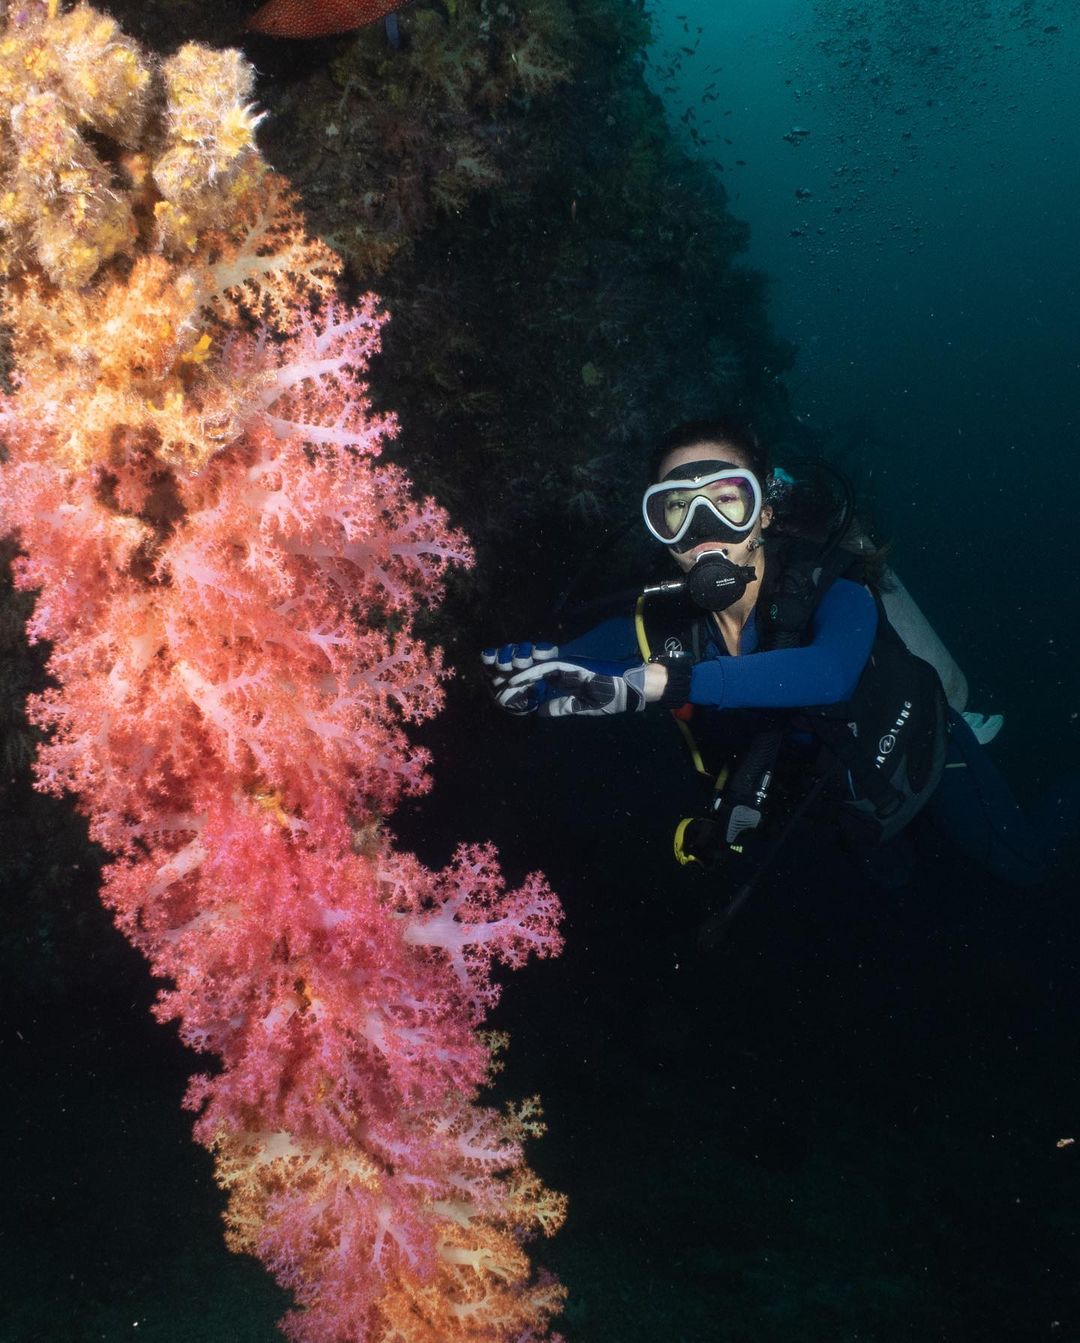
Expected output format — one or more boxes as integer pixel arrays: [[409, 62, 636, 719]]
[[689, 578, 877, 708], [558, 615, 642, 674]]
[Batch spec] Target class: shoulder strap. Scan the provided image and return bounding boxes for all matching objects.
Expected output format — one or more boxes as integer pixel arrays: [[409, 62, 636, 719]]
[[719, 539, 863, 836], [756, 535, 858, 652]]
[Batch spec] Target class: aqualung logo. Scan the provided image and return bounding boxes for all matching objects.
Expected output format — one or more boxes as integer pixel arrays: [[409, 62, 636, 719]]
[[876, 700, 913, 768], [664, 637, 684, 655]]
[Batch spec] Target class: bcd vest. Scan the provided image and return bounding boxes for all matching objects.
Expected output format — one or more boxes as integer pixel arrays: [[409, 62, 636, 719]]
[[635, 539, 949, 846]]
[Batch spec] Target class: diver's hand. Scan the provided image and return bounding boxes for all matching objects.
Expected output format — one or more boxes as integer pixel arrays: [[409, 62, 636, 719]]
[[482, 642, 560, 715], [481, 643, 649, 717], [533, 662, 648, 717]]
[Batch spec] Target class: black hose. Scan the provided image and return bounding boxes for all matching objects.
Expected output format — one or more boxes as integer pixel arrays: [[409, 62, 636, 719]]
[[696, 767, 836, 950]]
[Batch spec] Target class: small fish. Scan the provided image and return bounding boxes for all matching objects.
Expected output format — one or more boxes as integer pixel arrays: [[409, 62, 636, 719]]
[[248, 0, 407, 39]]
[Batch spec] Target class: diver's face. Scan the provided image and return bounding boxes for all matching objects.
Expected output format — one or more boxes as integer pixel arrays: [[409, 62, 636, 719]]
[[656, 442, 770, 573]]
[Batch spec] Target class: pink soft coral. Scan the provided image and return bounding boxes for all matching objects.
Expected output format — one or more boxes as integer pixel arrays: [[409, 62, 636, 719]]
[[0, 31, 565, 1335]]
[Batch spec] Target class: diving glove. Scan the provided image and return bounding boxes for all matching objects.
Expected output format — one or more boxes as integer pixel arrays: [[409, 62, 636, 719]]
[[482, 642, 648, 717], [483, 642, 560, 715]]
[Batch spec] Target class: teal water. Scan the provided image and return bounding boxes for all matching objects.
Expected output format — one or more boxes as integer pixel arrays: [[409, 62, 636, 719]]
[[646, 0, 1080, 790], [649, 0, 1080, 429]]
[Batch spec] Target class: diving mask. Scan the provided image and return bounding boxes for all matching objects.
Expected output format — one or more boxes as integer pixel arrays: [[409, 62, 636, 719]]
[[642, 460, 763, 554]]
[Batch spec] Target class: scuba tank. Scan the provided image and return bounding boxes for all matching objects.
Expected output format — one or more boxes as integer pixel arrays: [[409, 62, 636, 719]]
[[880, 569, 968, 713]]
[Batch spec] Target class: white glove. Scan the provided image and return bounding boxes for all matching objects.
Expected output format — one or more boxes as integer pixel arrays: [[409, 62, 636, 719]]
[[482, 642, 648, 717]]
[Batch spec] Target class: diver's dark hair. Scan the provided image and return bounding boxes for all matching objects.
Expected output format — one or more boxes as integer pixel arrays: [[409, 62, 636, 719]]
[[648, 416, 769, 484], [648, 416, 889, 589]]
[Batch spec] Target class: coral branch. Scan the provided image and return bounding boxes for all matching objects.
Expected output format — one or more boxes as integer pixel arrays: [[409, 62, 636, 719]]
[[0, 6, 565, 1340]]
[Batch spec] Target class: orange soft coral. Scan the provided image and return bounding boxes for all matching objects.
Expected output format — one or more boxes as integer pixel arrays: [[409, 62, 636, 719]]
[[3, 174, 340, 473]]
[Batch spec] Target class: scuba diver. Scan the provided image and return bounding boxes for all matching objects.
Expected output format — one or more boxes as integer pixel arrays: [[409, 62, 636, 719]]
[[483, 418, 1067, 926]]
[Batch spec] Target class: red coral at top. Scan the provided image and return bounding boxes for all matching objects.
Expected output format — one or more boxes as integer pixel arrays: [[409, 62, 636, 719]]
[[248, 0, 408, 39]]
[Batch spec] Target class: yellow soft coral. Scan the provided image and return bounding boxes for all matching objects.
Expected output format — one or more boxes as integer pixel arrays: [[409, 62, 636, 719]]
[[3, 171, 336, 473], [0, 3, 274, 284], [0, 4, 337, 472], [0, 1, 151, 285], [6, 255, 237, 470], [153, 43, 268, 252]]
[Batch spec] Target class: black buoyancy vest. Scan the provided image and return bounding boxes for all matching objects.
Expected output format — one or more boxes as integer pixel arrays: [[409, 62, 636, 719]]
[[637, 538, 949, 846]]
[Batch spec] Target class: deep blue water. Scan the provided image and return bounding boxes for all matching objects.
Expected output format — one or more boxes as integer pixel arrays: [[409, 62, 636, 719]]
[[3, 2, 1080, 1341]]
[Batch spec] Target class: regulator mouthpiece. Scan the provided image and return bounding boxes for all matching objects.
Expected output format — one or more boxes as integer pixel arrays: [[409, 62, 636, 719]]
[[642, 550, 758, 613], [686, 550, 757, 612]]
